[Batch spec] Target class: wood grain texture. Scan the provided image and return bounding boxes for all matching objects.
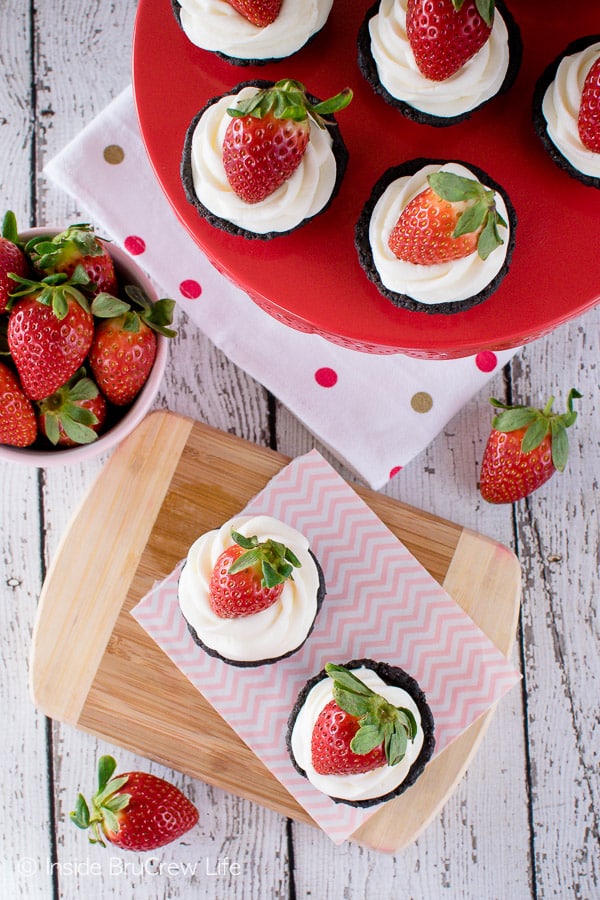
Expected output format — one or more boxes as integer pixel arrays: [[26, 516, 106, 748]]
[[1, 0, 599, 896], [29, 412, 521, 855]]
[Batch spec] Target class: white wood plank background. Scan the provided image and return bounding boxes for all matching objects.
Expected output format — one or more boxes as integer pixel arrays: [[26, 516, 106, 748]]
[[1, 1, 598, 898]]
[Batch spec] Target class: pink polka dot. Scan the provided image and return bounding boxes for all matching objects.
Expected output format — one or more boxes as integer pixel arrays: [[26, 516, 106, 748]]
[[314, 367, 338, 388], [124, 235, 146, 255], [389, 466, 403, 479], [475, 350, 498, 373], [179, 279, 202, 299]]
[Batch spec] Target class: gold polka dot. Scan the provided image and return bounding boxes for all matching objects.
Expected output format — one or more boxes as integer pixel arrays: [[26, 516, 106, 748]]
[[103, 144, 125, 164], [411, 391, 433, 413]]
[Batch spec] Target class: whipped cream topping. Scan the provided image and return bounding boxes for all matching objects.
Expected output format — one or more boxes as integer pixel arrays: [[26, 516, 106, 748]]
[[541, 41, 600, 178], [189, 87, 338, 235], [369, 162, 510, 305], [178, 515, 320, 663], [368, 0, 510, 117], [177, 0, 333, 60], [290, 666, 425, 802]]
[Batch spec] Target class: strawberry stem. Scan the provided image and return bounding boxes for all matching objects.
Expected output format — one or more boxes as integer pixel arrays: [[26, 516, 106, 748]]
[[228, 530, 301, 588], [226, 79, 353, 130], [489, 389, 582, 471]]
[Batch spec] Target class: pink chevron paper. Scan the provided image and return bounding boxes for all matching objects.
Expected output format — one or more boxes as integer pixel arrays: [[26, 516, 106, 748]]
[[131, 449, 520, 843]]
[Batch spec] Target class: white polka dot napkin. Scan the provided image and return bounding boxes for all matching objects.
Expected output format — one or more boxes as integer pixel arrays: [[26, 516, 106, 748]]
[[44, 86, 519, 490]]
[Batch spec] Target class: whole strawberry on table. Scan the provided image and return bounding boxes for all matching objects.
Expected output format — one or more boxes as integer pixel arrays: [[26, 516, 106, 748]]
[[479, 389, 582, 503], [0, 212, 176, 451], [70, 755, 199, 851]]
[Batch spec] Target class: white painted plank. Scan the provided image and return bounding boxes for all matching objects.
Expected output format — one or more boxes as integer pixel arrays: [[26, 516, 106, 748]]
[[511, 308, 600, 900], [2, 0, 598, 897]]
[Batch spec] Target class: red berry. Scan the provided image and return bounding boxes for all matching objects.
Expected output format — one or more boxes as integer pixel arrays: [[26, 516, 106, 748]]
[[0, 237, 29, 315], [209, 530, 301, 618], [389, 186, 480, 265], [388, 170, 506, 266], [222, 79, 352, 204], [210, 543, 284, 618], [578, 55, 600, 153], [37, 370, 107, 447], [311, 700, 387, 775], [8, 293, 94, 400], [223, 112, 309, 204], [71, 756, 198, 852], [225, 0, 282, 28], [479, 390, 581, 504], [0, 362, 38, 447], [406, 0, 493, 82], [28, 224, 117, 296], [308, 664, 420, 778], [88, 314, 157, 406]]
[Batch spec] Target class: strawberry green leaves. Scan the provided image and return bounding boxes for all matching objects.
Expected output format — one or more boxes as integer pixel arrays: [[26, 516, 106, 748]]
[[70, 755, 199, 851], [223, 79, 352, 203], [451, 0, 494, 27], [226, 79, 353, 129], [70, 755, 132, 848], [427, 171, 506, 260], [489, 389, 581, 472], [228, 529, 301, 588], [325, 664, 418, 766], [7, 267, 93, 319], [480, 389, 582, 503], [91, 284, 177, 339]]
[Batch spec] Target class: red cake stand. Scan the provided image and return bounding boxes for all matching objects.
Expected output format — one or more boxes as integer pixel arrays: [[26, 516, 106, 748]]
[[133, 0, 600, 358]]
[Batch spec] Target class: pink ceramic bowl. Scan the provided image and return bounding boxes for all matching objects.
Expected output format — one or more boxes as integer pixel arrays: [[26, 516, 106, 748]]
[[0, 228, 168, 467]]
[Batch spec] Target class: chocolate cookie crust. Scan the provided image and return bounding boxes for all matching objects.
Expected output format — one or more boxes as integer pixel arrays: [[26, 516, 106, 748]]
[[181, 80, 349, 240], [286, 658, 436, 808], [532, 34, 600, 190], [354, 157, 517, 315], [357, 0, 522, 127], [180, 549, 326, 667]]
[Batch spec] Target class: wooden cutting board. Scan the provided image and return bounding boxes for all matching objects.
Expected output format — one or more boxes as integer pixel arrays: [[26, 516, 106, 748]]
[[30, 411, 521, 853]]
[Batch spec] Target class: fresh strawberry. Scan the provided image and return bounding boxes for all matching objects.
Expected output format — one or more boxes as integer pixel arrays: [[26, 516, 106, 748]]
[[578, 55, 600, 152], [88, 285, 175, 406], [222, 79, 352, 204], [388, 170, 506, 265], [311, 664, 418, 776], [70, 755, 198, 851], [7, 271, 94, 400], [209, 529, 301, 618], [479, 389, 582, 503], [0, 361, 38, 447], [406, 0, 494, 82], [26, 223, 117, 296], [0, 212, 29, 315], [225, 0, 282, 27], [37, 368, 107, 447]]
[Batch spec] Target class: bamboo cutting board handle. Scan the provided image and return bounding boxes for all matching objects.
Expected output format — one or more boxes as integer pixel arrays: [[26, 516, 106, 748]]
[[30, 412, 193, 723]]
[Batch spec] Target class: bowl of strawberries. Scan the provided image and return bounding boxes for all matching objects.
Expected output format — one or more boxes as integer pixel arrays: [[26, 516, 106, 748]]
[[0, 213, 175, 465]]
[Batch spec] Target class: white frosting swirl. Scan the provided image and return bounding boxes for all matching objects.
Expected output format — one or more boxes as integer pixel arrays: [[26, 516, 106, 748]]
[[291, 666, 425, 802], [177, 0, 333, 60], [368, 0, 510, 117], [541, 41, 600, 178], [189, 87, 338, 234], [178, 515, 320, 663], [369, 162, 510, 305]]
